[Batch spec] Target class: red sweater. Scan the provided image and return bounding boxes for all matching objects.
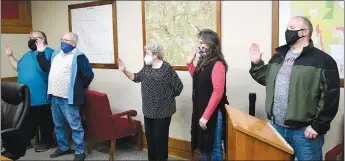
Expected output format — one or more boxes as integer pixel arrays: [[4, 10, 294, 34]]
[[187, 61, 225, 120]]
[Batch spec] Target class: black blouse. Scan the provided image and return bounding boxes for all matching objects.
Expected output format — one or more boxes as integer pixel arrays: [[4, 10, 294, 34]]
[[133, 61, 183, 119]]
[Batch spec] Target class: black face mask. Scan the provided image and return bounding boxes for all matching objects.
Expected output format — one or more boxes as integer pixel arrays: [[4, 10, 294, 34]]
[[285, 29, 305, 46], [28, 39, 37, 51]]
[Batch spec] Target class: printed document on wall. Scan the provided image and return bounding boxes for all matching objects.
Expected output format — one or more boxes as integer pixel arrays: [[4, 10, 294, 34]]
[[71, 4, 114, 64]]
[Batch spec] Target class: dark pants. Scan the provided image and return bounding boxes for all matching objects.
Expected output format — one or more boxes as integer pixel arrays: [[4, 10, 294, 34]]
[[22, 104, 55, 145], [144, 116, 172, 161]]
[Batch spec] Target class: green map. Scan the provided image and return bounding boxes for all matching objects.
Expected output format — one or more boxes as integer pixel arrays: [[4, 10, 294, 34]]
[[144, 1, 217, 66], [289, 1, 344, 78]]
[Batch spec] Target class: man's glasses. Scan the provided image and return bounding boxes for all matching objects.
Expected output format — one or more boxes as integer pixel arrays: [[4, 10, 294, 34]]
[[29, 37, 43, 40], [60, 38, 73, 43]]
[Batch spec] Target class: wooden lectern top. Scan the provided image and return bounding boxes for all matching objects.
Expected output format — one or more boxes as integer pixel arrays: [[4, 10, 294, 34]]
[[226, 105, 294, 155], [1, 155, 12, 160]]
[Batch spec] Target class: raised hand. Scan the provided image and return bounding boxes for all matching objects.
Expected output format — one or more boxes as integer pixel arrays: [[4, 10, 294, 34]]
[[36, 39, 46, 52], [249, 43, 263, 64], [118, 58, 126, 72], [187, 46, 197, 64], [5, 44, 13, 56]]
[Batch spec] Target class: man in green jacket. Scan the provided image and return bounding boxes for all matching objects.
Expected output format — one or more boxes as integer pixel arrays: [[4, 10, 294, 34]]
[[249, 16, 340, 160]]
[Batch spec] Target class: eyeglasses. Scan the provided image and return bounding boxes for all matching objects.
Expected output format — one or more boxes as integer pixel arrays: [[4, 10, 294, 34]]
[[29, 36, 43, 40], [60, 38, 73, 42]]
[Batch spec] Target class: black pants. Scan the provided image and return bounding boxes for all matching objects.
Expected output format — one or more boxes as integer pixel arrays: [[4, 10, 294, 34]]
[[21, 104, 55, 145], [144, 116, 172, 161]]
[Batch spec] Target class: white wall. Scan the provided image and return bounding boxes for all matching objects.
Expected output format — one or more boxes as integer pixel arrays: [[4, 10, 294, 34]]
[[30, 1, 344, 157], [1, 34, 30, 77]]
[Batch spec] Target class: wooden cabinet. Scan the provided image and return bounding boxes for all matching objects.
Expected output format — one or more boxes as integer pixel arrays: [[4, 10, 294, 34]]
[[1, 0, 32, 34]]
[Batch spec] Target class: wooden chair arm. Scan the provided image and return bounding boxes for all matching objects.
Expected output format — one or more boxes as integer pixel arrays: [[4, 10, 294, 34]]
[[325, 143, 344, 160], [110, 110, 137, 124]]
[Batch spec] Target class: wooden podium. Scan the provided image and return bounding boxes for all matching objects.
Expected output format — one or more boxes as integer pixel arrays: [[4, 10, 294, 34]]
[[225, 105, 294, 160], [1, 155, 12, 160]]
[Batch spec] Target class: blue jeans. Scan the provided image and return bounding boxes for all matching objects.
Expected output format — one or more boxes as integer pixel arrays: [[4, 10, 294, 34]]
[[51, 97, 84, 154], [272, 123, 324, 160], [200, 111, 223, 161]]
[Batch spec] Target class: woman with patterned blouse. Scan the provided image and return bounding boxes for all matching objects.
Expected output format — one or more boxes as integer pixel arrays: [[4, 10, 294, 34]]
[[118, 42, 183, 161], [187, 29, 229, 161]]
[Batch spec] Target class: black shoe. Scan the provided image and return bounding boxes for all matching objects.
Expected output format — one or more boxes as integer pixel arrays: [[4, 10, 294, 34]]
[[35, 143, 56, 152], [73, 153, 86, 161], [50, 149, 74, 158]]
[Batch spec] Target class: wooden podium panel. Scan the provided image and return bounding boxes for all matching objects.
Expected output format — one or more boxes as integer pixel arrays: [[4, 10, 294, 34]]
[[225, 105, 294, 160]]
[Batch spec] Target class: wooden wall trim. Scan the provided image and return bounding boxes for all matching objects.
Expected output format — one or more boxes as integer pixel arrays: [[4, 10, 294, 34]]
[[1, 1, 32, 34], [271, 1, 279, 56], [143, 132, 198, 160], [143, 134, 225, 160], [1, 77, 17, 82]]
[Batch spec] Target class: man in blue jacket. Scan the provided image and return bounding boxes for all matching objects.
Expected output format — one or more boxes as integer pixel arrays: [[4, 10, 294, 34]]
[[36, 32, 94, 161], [4, 30, 56, 155]]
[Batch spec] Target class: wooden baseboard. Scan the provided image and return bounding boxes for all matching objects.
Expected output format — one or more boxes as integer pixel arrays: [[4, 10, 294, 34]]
[[1, 76, 17, 82], [143, 132, 200, 160]]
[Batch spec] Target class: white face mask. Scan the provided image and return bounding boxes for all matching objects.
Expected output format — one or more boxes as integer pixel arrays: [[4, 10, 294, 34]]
[[144, 54, 154, 65]]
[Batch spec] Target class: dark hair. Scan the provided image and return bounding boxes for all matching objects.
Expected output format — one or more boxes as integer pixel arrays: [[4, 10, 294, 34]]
[[31, 30, 48, 45], [196, 29, 228, 72]]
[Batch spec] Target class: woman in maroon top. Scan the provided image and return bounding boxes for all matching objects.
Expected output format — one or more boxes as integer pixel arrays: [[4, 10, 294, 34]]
[[187, 29, 229, 161]]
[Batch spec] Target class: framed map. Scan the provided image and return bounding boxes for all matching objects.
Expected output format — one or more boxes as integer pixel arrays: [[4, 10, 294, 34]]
[[272, 1, 344, 87], [142, 1, 221, 70]]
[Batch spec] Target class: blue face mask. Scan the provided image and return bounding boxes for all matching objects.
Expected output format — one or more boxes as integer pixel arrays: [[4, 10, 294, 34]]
[[60, 42, 75, 54]]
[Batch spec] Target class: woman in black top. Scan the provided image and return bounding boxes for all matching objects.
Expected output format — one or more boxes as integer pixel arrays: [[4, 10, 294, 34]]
[[187, 29, 229, 161], [118, 42, 183, 161]]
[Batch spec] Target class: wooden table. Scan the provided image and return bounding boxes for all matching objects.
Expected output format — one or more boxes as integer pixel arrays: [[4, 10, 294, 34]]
[[1, 155, 11, 160]]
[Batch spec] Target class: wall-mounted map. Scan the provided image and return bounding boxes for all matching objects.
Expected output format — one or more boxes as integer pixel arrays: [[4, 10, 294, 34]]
[[142, 1, 221, 70]]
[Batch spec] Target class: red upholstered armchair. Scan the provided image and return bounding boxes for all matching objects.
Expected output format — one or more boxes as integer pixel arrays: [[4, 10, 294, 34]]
[[325, 143, 344, 161], [84, 90, 143, 161]]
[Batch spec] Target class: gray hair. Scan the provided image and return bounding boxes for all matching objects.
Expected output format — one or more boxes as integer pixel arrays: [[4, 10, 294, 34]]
[[295, 16, 313, 38], [71, 32, 79, 44], [66, 32, 79, 44], [144, 42, 164, 60]]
